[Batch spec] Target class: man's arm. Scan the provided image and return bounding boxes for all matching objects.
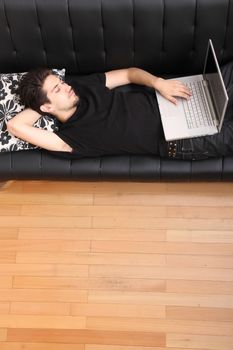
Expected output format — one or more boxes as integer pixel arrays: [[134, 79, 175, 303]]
[[105, 67, 191, 104], [7, 109, 72, 152]]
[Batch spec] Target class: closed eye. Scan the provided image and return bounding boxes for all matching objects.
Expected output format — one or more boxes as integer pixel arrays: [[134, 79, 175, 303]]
[[53, 79, 64, 93]]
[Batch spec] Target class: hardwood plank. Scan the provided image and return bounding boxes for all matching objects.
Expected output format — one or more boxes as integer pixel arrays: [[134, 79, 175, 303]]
[[166, 182, 233, 194], [0, 302, 9, 313], [0, 276, 12, 288], [0, 328, 7, 341], [167, 333, 233, 350], [92, 216, 233, 230], [21, 204, 167, 218], [0, 228, 18, 239], [16, 252, 166, 266], [167, 229, 233, 243], [85, 347, 197, 350], [0, 264, 57, 276], [19, 228, 166, 241], [0, 344, 85, 350], [0, 216, 92, 228], [0, 252, 16, 263], [10, 302, 70, 316], [0, 289, 88, 303], [19, 180, 168, 194], [7, 328, 165, 347], [167, 206, 233, 219], [86, 317, 233, 336], [0, 240, 90, 252], [0, 194, 93, 206], [13, 276, 166, 292], [89, 265, 233, 281], [70, 303, 165, 318], [94, 192, 233, 207], [166, 255, 233, 269], [85, 346, 166, 350], [166, 306, 233, 322], [91, 240, 233, 255], [0, 314, 86, 329], [166, 280, 233, 294], [0, 263, 88, 278], [0, 205, 21, 216], [88, 290, 233, 308], [0, 192, 93, 206]]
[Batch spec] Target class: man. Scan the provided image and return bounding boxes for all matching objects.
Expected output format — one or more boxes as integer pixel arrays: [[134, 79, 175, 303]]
[[7, 65, 233, 160]]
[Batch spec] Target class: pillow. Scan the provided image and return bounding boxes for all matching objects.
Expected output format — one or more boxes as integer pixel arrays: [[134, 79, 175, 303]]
[[0, 68, 65, 152]]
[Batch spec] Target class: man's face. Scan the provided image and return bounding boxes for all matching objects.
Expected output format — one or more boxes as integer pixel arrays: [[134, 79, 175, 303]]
[[41, 74, 79, 115]]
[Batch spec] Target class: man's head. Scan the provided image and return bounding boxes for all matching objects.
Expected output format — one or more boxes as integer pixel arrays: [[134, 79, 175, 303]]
[[18, 68, 52, 115], [18, 68, 78, 118]]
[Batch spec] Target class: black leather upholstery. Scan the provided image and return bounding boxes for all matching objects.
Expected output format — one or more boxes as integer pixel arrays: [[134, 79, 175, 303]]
[[1, 0, 233, 181]]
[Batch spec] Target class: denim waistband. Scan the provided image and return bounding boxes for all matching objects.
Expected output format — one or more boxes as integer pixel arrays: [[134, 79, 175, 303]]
[[159, 138, 210, 160]]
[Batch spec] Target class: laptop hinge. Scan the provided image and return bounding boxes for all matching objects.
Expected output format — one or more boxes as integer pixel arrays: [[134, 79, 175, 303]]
[[202, 79, 219, 127]]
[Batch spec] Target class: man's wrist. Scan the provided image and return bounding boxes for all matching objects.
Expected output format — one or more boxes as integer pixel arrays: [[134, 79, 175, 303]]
[[154, 77, 164, 92]]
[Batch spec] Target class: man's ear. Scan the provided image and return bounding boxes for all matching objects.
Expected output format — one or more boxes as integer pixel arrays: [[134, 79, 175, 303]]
[[40, 103, 52, 114]]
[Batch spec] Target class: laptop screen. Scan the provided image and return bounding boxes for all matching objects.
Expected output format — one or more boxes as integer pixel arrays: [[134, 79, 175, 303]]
[[204, 40, 228, 129]]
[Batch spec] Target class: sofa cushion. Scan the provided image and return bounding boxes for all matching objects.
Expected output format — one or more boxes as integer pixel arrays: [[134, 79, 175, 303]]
[[0, 69, 65, 152]]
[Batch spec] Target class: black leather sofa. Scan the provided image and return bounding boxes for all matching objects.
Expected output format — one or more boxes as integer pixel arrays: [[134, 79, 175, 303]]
[[1, 0, 233, 181]]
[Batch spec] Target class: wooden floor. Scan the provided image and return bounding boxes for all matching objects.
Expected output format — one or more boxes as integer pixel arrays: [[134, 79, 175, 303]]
[[0, 180, 233, 350]]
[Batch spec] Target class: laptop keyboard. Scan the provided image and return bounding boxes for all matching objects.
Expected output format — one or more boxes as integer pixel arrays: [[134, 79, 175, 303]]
[[182, 81, 214, 129]]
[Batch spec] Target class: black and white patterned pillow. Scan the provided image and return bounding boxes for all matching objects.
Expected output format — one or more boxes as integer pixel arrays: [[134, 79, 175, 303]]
[[0, 69, 65, 152]]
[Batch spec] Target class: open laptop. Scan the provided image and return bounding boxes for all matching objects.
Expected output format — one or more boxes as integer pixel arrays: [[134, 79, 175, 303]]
[[156, 39, 229, 141]]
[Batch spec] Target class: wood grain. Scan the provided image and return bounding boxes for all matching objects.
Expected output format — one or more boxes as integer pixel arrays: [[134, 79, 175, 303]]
[[0, 180, 232, 349]]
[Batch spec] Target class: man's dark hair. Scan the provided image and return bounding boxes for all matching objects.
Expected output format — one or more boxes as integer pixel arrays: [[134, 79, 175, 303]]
[[18, 68, 53, 115]]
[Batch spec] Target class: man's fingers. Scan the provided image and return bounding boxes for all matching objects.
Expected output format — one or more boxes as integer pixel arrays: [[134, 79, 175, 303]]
[[158, 79, 192, 104], [174, 82, 192, 98], [167, 96, 178, 105], [178, 91, 191, 100]]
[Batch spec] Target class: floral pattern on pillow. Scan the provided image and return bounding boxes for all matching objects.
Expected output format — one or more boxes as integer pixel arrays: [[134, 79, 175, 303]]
[[0, 69, 65, 152]]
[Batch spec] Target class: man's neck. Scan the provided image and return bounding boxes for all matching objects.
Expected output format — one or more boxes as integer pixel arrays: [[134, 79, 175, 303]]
[[55, 105, 78, 123]]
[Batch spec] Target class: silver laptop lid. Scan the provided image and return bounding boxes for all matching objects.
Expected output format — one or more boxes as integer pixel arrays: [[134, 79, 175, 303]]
[[203, 39, 229, 131]]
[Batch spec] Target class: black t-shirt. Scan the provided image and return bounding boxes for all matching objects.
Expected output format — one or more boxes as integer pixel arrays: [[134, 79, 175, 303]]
[[54, 73, 163, 158]]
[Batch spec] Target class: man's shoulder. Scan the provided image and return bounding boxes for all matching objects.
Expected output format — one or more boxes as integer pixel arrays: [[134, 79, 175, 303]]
[[66, 73, 106, 87]]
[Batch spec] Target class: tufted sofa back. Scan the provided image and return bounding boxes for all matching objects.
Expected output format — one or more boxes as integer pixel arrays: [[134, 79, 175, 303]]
[[1, 0, 233, 76]]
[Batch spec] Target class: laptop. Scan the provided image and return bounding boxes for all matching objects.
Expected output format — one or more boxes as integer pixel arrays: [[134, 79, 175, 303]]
[[156, 39, 229, 141]]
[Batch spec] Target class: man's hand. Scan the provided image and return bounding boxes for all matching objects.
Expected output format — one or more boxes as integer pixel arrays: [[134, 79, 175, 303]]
[[155, 78, 192, 105]]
